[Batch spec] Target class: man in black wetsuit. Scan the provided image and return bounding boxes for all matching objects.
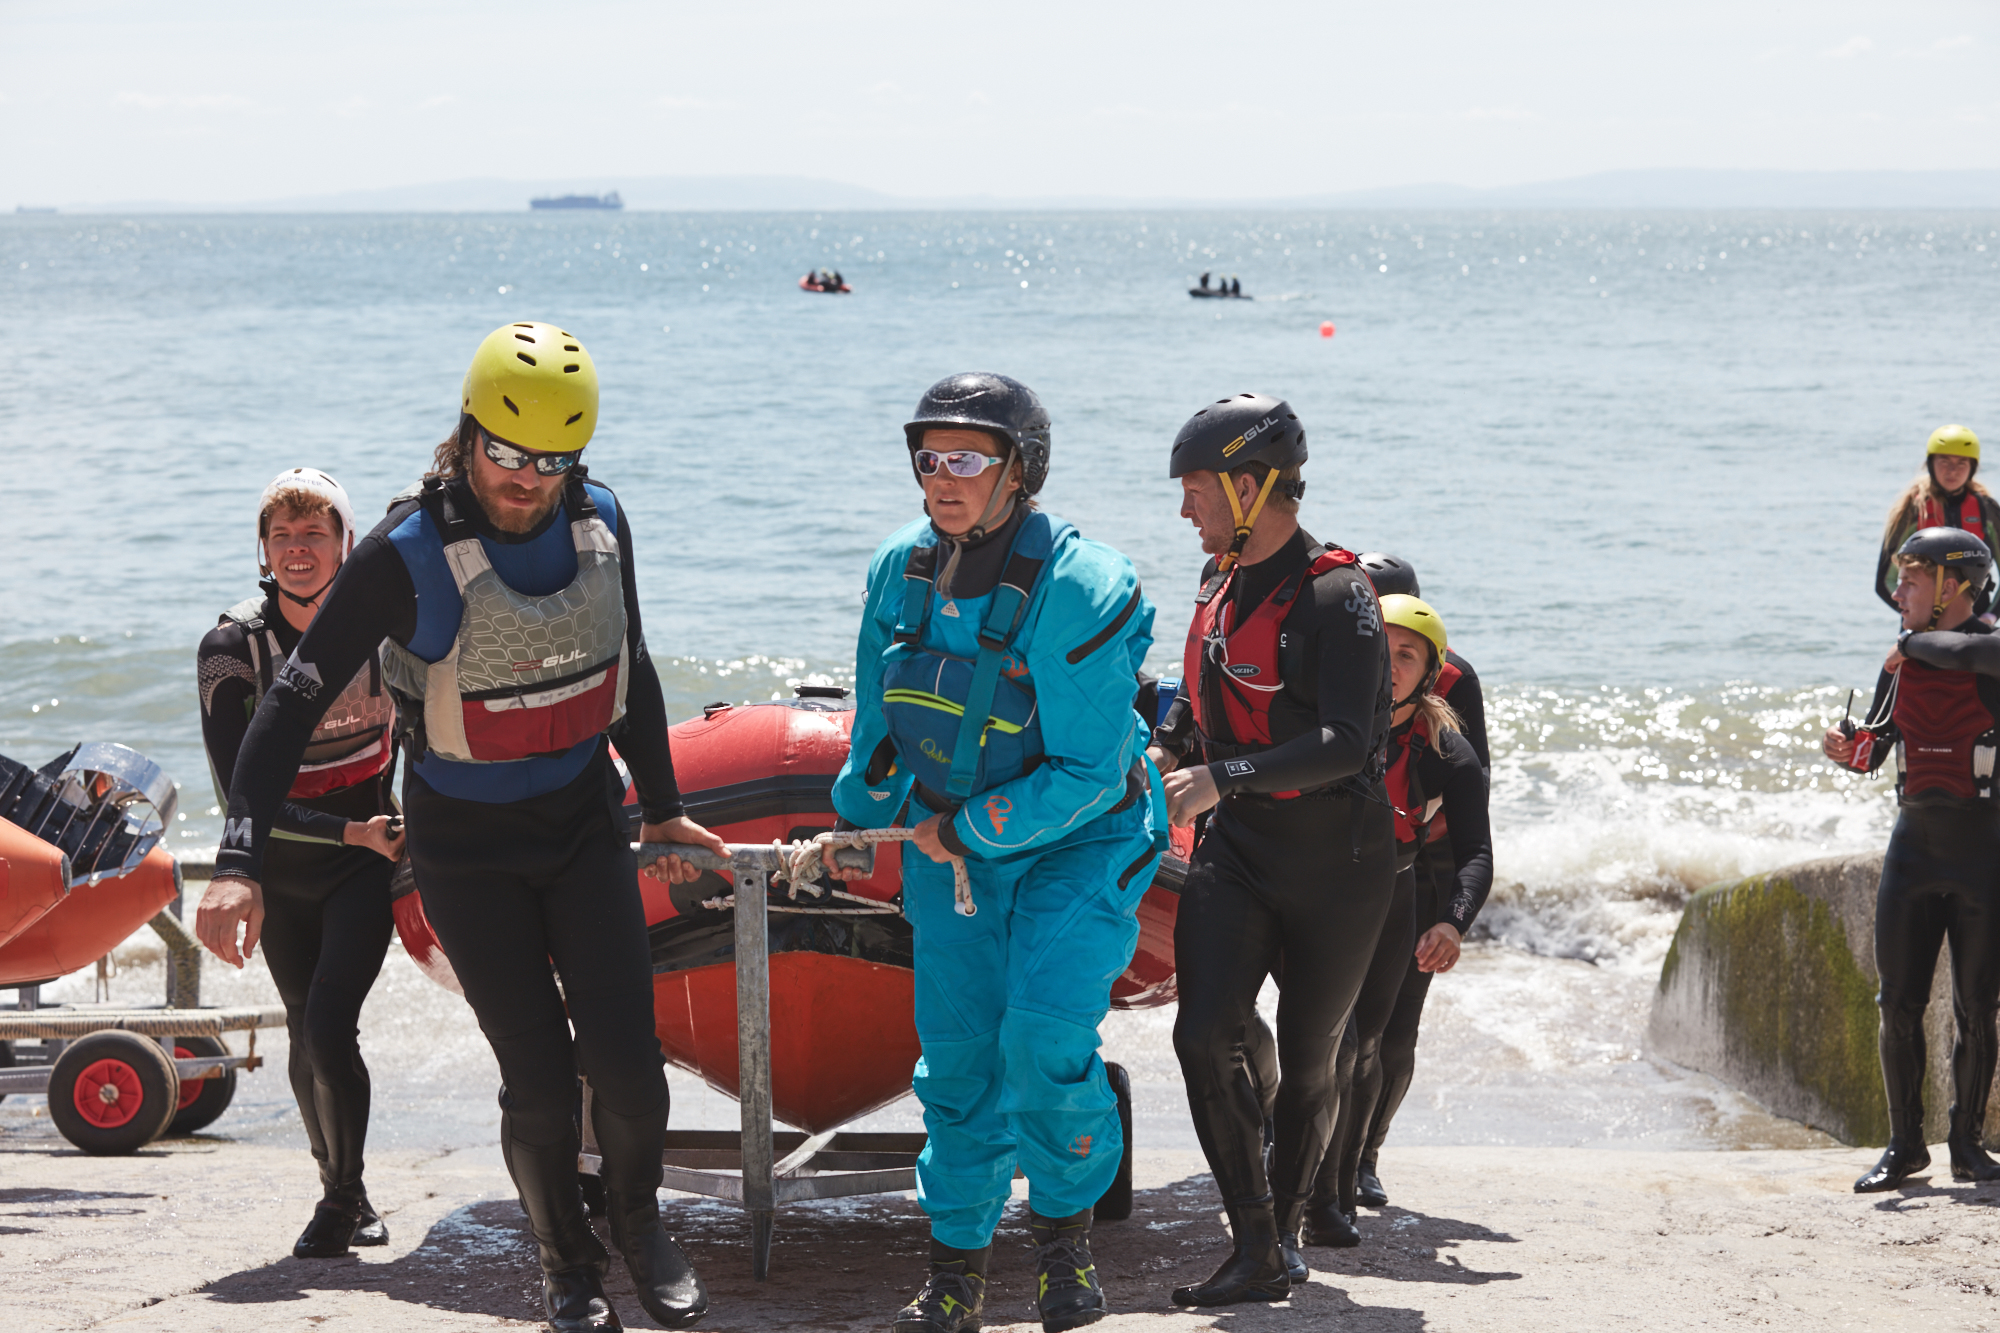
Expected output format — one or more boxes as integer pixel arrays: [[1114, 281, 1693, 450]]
[[1825, 525, 2000, 1192], [1149, 393, 1394, 1305], [197, 468, 404, 1258], [198, 322, 726, 1332]]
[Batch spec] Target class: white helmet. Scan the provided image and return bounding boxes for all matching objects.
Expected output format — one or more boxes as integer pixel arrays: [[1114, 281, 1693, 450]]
[[256, 468, 358, 574]]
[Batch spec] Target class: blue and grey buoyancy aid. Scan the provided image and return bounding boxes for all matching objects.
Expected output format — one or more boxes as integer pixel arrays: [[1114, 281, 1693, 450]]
[[880, 511, 1076, 804], [379, 476, 629, 764]]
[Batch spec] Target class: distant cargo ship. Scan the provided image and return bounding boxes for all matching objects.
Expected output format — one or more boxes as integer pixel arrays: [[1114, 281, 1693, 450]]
[[530, 191, 623, 211]]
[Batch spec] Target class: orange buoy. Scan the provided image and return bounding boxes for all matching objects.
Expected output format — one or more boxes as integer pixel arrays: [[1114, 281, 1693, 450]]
[[1319, 321, 1335, 338]]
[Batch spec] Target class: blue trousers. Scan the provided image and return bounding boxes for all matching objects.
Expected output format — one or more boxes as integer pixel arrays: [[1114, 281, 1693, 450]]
[[902, 812, 1157, 1249]]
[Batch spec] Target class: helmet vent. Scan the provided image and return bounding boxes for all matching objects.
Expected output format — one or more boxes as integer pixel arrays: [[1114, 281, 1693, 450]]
[[563, 344, 579, 352], [514, 332, 536, 343], [514, 323, 535, 329], [565, 412, 584, 426], [563, 363, 580, 373], [517, 352, 537, 366], [502, 396, 521, 415]]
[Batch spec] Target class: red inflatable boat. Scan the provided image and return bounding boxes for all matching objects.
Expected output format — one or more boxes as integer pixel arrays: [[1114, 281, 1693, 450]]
[[395, 689, 1181, 1133]]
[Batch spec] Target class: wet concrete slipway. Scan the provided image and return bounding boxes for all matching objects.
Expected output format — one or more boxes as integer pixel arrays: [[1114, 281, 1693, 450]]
[[8, 928, 2000, 1333]]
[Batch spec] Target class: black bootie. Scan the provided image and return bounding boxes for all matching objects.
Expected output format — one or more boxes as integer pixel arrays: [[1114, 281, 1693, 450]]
[[510, 1124, 618, 1331], [1273, 1195, 1309, 1284], [1171, 1195, 1291, 1307], [1949, 1104, 2000, 1183], [1302, 1198, 1359, 1248], [292, 1202, 360, 1258], [353, 1194, 389, 1247], [606, 1190, 708, 1329], [892, 1239, 989, 1333], [1855, 1111, 1932, 1194], [1356, 1161, 1389, 1209], [1029, 1208, 1107, 1331]]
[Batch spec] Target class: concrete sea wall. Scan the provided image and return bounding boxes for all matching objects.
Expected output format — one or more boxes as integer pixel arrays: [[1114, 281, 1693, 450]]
[[1649, 851, 1998, 1147]]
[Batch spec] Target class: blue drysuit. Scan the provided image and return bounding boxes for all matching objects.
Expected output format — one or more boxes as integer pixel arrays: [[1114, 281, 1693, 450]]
[[832, 513, 1167, 1248]]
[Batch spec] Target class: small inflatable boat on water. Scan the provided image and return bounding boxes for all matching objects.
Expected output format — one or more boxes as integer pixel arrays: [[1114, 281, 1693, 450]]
[[799, 272, 851, 294], [392, 687, 1182, 1134]]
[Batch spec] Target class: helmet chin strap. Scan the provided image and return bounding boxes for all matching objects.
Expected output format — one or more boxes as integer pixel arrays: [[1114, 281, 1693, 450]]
[[1216, 468, 1284, 573], [260, 560, 334, 611]]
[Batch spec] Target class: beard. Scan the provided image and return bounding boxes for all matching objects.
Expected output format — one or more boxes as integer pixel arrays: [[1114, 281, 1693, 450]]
[[469, 465, 564, 534]]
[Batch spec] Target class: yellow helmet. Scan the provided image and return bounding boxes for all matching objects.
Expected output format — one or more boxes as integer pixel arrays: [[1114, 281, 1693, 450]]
[[462, 322, 599, 452], [1380, 593, 1448, 662], [1928, 424, 1981, 461]]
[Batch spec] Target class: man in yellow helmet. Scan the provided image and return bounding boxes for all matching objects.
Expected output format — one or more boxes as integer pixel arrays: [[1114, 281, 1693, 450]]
[[200, 322, 725, 1332]]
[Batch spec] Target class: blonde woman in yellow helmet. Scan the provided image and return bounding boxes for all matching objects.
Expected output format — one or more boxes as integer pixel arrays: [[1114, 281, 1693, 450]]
[[198, 322, 726, 1331], [1878, 425, 1998, 614]]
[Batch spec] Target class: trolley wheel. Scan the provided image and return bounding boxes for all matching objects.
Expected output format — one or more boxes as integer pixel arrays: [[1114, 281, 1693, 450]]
[[1094, 1060, 1135, 1222], [165, 1035, 237, 1137], [48, 1032, 181, 1155]]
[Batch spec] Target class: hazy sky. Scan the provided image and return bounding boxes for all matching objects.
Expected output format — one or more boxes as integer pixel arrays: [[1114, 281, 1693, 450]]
[[4, 0, 1996, 204]]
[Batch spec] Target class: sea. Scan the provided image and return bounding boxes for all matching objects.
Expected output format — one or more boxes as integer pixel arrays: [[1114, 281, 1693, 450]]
[[3, 209, 1997, 1154]]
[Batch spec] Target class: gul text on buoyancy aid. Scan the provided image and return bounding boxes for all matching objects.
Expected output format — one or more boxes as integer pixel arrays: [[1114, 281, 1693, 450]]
[[380, 477, 629, 764], [1852, 657, 2000, 805], [221, 597, 394, 799], [1182, 544, 1353, 799], [879, 511, 1075, 804], [1384, 715, 1448, 870]]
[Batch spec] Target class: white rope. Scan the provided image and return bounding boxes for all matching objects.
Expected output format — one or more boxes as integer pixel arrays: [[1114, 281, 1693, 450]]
[[783, 828, 976, 917]]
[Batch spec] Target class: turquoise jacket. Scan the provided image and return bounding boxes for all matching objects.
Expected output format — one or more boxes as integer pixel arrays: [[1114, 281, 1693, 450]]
[[833, 514, 1161, 860]]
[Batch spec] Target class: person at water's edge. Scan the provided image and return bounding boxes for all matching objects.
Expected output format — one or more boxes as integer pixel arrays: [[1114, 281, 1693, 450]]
[[1150, 392, 1395, 1304], [1876, 425, 1999, 615], [199, 323, 725, 1333], [824, 372, 1166, 1333], [197, 468, 404, 1258], [1825, 524, 2000, 1194]]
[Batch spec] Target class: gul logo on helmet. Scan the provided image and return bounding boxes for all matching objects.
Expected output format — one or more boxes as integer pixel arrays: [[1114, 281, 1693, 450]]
[[1241, 413, 1279, 443], [1221, 435, 1248, 458]]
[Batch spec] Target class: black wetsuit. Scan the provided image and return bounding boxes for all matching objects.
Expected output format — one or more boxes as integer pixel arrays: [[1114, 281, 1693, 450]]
[[197, 599, 394, 1210], [1158, 528, 1394, 1227], [215, 474, 687, 1248], [1844, 623, 2000, 1155], [1321, 717, 1491, 1212]]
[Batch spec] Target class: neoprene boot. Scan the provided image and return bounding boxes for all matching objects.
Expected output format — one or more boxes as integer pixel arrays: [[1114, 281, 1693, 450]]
[[605, 1190, 708, 1329], [353, 1195, 389, 1246], [1303, 1197, 1359, 1249], [892, 1239, 989, 1333], [1356, 1162, 1389, 1209], [510, 1126, 619, 1332], [1029, 1208, 1108, 1331], [1274, 1196, 1309, 1285], [292, 1202, 360, 1258], [1855, 1112, 1931, 1193], [1171, 1195, 1291, 1307], [1948, 1107, 2000, 1183]]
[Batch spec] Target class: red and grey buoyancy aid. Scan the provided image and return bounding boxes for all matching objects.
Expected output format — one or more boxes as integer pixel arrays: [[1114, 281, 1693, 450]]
[[220, 597, 395, 799], [1384, 715, 1448, 869], [379, 478, 629, 764], [1853, 657, 1999, 804], [1182, 544, 1354, 797], [1920, 490, 1986, 536]]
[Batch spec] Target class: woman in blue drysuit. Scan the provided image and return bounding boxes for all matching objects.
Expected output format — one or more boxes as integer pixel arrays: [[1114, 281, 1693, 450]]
[[828, 372, 1167, 1333]]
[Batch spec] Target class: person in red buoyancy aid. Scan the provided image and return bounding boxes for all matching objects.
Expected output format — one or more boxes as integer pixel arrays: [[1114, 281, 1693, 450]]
[[1877, 425, 1999, 615], [1827, 525, 2000, 1194], [196, 468, 405, 1259], [1149, 393, 1395, 1306]]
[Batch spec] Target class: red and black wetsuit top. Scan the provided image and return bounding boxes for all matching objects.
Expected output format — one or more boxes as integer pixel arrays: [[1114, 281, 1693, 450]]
[[1845, 619, 2000, 807], [1154, 527, 1392, 802], [1383, 714, 1494, 931]]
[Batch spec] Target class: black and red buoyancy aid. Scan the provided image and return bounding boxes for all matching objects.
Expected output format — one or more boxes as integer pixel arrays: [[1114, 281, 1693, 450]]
[[1385, 715, 1449, 865], [1920, 490, 1985, 536], [1853, 657, 1999, 804], [1182, 545, 1353, 797], [1436, 658, 1462, 698]]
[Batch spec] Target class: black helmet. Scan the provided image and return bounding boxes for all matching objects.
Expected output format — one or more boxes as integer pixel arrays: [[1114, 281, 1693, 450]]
[[904, 372, 1051, 496], [1357, 552, 1419, 598], [1168, 392, 1307, 479], [1897, 526, 1994, 626]]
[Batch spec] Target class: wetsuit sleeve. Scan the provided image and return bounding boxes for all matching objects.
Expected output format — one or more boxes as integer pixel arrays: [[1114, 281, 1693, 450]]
[[1442, 653, 1490, 773], [197, 624, 349, 842], [1840, 667, 1898, 775], [1209, 562, 1390, 798], [602, 495, 684, 824], [1902, 628, 2000, 677], [1429, 731, 1493, 934], [942, 542, 1153, 859], [832, 535, 917, 828], [215, 527, 418, 882]]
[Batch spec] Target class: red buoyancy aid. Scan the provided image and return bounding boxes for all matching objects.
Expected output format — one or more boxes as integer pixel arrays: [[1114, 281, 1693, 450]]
[[1885, 657, 1998, 802], [1436, 658, 1462, 698], [1385, 715, 1449, 848], [1182, 547, 1354, 799], [1920, 491, 1985, 536], [221, 597, 395, 801]]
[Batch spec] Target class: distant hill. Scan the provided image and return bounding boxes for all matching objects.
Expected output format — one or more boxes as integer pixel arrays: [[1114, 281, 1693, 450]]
[[56, 168, 2000, 213]]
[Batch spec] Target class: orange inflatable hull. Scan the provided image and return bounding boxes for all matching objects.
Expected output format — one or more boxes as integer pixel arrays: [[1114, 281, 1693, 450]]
[[0, 844, 179, 987], [0, 818, 71, 949]]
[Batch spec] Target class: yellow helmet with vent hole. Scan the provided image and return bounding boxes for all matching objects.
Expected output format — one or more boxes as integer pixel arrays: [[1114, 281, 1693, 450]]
[[462, 321, 598, 452]]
